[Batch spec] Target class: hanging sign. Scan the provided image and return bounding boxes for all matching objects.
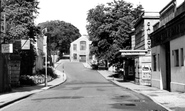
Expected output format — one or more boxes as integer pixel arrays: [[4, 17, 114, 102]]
[[1, 44, 13, 53]]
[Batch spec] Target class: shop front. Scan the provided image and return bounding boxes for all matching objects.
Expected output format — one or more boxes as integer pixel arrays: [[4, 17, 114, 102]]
[[120, 50, 152, 86]]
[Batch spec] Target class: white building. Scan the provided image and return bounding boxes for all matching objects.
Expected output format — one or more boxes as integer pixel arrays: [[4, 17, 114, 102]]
[[151, 0, 185, 92], [70, 36, 92, 62]]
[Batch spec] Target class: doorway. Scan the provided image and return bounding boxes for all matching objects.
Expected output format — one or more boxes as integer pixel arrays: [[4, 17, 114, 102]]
[[165, 42, 171, 91]]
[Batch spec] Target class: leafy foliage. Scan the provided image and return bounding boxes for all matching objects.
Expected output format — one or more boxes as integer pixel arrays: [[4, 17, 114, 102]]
[[1, 0, 39, 40], [1, 0, 40, 76], [38, 20, 81, 55], [86, 0, 143, 66]]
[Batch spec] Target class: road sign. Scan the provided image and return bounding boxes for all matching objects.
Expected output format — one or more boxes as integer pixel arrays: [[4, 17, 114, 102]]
[[21, 39, 30, 50]]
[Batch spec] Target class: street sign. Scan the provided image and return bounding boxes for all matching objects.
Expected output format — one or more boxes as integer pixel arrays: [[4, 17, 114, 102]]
[[21, 39, 30, 50], [1, 44, 13, 53]]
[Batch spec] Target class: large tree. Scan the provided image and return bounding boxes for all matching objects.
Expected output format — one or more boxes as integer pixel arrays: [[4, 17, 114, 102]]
[[86, 0, 143, 66], [2, 0, 39, 40], [38, 20, 81, 55], [1, 0, 40, 77]]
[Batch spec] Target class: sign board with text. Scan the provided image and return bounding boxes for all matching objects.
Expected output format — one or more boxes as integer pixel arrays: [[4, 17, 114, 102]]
[[1, 44, 13, 53]]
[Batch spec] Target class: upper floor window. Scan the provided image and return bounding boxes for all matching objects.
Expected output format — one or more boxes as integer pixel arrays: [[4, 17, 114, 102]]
[[80, 41, 86, 50], [73, 44, 77, 51]]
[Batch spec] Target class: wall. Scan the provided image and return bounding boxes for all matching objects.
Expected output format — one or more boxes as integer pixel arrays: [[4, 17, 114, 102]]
[[151, 45, 167, 89], [170, 35, 185, 92], [0, 53, 3, 92]]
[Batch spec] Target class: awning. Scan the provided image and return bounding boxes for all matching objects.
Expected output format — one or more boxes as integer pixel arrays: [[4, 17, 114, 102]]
[[119, 50, 148, 57]]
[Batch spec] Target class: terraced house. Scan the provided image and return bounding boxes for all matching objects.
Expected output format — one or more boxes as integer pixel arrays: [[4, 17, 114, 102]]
[[150, 0, 185, 92]]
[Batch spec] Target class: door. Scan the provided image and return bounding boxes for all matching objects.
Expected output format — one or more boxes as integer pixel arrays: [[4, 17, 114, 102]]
[[79, 55, 86, 62], [165, 42, 171, 91]]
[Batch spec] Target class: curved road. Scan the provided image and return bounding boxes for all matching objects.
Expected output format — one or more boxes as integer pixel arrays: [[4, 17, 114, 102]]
[[2, 61, 167, 111]]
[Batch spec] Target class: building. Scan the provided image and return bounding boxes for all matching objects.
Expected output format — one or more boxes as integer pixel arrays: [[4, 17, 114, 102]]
[[120, 12, 159, 85], [150, 0, 185, 92], [70, 35, 91, 62]]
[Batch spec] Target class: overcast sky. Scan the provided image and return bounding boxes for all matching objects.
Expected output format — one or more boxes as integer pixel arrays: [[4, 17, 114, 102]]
[[35, 0, 183, 35]]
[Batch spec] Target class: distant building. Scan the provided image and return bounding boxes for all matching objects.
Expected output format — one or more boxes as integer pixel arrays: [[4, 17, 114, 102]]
[[120, 12, 159, 85], [70, 36, 92, 62], [150, 0, 185, 92]]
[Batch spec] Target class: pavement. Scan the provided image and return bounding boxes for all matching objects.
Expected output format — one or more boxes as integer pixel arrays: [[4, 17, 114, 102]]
[[0, 60, 67, 109], [83, 62, 185, 111]]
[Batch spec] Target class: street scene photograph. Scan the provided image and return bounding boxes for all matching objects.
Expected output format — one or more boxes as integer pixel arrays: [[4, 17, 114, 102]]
[[0, 0, 185, 111]]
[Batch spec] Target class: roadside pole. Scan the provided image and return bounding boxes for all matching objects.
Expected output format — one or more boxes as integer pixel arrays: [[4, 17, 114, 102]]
[[43, 35, 47, 87]]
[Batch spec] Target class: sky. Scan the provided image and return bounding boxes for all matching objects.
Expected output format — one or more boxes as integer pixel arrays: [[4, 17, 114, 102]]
[[35, 0, 182, 35]]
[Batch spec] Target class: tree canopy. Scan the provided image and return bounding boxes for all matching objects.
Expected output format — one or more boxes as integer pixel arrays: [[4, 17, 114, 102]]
[[0, 0, 40, 76], [86, 0, 143, 66], [1, 0, 39, 41], [38, 20, 81, 54]]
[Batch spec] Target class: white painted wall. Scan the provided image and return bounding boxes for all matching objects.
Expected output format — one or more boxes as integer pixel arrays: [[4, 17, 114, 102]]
[[70, 36, 91, 62], [151, 45, 167, 90], [170, 35, 185, 92]]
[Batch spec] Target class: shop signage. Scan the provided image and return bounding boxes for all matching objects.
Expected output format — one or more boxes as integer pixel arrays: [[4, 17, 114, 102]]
[[120, 50, 147, 56]]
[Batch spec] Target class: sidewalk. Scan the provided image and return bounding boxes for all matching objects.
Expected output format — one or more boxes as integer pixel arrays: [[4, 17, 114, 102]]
[[83, 63, 185, 111], [0, 60, 67, 109]]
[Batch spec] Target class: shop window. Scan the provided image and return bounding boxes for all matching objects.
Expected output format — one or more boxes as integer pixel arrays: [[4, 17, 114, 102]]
[[174, 49, 179, 67], [80, 41, 86, 50], [73, 44, 77, 51], [181, 48, 184, 66], [152, 54, 157, 71]]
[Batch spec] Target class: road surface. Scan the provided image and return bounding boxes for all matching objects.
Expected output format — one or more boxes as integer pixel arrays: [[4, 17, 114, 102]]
[[2, 61, 167, 111]]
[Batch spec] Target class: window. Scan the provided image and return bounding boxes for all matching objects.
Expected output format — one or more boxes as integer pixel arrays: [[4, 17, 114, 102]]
[[73, 44, 77, 51], [152, 54, 157, 71], [80, 41, 86, 50], [158, 54, 160, 71], [73, 53, 77, 60], [174, 49, 179, 67], [181, 48, 184, 66]]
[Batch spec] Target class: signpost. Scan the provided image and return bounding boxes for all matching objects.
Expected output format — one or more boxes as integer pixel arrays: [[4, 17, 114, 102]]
[[43, 35, 47, 87], [21, 39, 30, 50]]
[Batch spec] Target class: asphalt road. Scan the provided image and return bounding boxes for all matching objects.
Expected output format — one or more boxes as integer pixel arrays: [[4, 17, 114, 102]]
[[2, 61, 167, 111]]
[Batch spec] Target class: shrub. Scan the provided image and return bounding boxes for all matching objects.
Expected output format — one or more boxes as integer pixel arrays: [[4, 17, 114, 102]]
[[20, 67, 58, 86]]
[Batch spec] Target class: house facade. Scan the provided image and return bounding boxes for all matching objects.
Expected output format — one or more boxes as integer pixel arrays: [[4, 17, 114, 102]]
[[70, 35, 91, 62], [150, 0, 185, 92], [120, 12, 159, 85]]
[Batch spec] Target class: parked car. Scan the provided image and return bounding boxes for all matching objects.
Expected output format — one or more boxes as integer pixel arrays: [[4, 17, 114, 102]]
[[91, 60, 98, 69]]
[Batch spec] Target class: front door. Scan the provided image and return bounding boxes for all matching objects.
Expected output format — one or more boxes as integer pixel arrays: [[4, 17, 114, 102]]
[[79, 55, 86, 62], [165, 42, 171, 91]]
